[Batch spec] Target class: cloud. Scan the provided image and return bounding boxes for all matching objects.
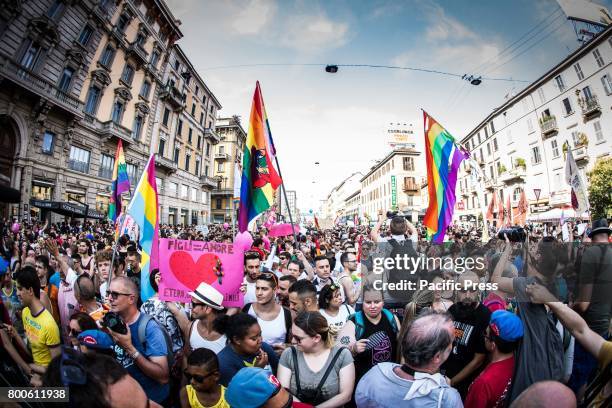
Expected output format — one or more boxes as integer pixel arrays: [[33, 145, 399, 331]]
[[370, 2, 405, 19], [280, 12, 350, 52], [421, 1, 477, 42], [231, 0, 278, 35]]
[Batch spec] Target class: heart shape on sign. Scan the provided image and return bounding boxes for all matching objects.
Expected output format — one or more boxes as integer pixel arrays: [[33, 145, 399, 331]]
[[168, 251, 220, 290]]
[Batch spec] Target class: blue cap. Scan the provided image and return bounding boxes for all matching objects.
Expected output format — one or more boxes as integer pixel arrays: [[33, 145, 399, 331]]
[[490, 310, 524, 342], [86, 234, 95, 240], [226, 367, 282, 408], [77, 330, 114, 350], [0, 257, 8, 276]]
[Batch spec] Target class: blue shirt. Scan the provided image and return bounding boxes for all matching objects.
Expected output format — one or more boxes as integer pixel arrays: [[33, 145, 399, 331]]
[[218, 342, 278, 387], [113, 313, 169, 403]]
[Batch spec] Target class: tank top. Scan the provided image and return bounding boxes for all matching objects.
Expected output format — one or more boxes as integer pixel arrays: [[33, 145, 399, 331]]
[[186, 384, 229, 408], [246, 305, 287, 346], [351, 312, 398, 380], [189, 321, 227, 354]]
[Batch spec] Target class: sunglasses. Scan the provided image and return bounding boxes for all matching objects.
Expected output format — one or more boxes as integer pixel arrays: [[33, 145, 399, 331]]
[[108, 291, 132, 299], [184, 370, 216, 383], [69, 328, 81, 337], [191, 301, 207, 309]]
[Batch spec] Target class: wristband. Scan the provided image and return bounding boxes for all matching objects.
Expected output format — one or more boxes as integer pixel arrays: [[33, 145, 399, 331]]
[[131, 350, 140, 360]]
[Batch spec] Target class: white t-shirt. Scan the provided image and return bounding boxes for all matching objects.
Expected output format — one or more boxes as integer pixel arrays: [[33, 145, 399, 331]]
[[244, 281, 257, 305], [319, 304, 355, 334], [246, 305, 287, 346], [189, 320, 227, 354]]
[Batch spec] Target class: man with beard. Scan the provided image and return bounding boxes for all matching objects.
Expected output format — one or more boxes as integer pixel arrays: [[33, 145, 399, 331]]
[[277, 275, 296, 308], [441, 271, 491, 398], [241, 252, 262, 305]]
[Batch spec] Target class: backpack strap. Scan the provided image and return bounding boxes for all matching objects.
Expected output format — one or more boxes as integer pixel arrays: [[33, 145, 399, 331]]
[[291, 346, 302, 397], [313, 348, 345, 400], [351, 311, 365, 339], [282, 307, 292, 343], [241, 303, 252, 314], [138, 313, 154, 350], [381, 309, 398, 333]]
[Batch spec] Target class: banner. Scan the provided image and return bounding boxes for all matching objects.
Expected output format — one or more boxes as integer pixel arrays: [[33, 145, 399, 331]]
[[391, 175, 397, 208], [158, 232, 252, 307]]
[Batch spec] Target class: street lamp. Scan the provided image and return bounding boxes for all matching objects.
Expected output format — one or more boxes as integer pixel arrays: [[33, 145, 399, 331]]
[[325, 65, 338, 73]]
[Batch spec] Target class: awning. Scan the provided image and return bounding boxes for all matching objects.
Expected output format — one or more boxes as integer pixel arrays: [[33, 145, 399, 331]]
[[527, 208, 589, 223], [30, 199, 106, 219], [0, 185, 20, 203]]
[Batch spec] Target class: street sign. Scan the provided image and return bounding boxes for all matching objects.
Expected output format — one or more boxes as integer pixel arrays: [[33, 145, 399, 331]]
[[391, 175, 397, 208]]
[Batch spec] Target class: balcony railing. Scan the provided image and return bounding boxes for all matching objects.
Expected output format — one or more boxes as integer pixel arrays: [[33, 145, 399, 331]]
[[500, 167, 526, 183], [212, 181, 234, 196], [100, 120, 133, 144], [402, 183, 419, 192], [539, 116, 558, 137], [214, 152, 229, 160], [155, 155, 178, 173], [68, 159, 90, 174], [204, 128, 221, 143], [200, 175, 217, 189], [580, 95, 601, 119], [127, 42, 149, 66], [159, 84, 185, 111], [573, 146, 589, 163], [0, 54, 84, 116]]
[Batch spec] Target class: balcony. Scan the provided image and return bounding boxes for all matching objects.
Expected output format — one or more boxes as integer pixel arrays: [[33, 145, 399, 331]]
[[214, 152, 229, 160], [484, 179, 495, 190], [159, 84, 185, 111], [499, 167, 526, 184], [572, 145, 589, 164], [200, 175, 217, 189], [0, 54, 84, 117], [92, 3, 113, 24], [212, 182, 234, 196], [579, 95, 601, 120], [539, 116, 558, 138], [109, 26, 127, 45], [127, 42, 149, 66], [99, 120, 133, 145], [204, 128, 221, 144], [155, 155, 178, 173], [402, 183, 419, 193]]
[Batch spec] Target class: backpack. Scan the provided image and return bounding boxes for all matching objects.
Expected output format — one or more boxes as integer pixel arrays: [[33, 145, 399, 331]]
[[350, 309, 398, 340], [386, 238, 419, 301], [242, 303, 293, 343], [138, 314, 175, 370]]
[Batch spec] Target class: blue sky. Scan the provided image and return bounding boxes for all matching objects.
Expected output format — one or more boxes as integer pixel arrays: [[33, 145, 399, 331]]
[[166, 0, 611, 213]]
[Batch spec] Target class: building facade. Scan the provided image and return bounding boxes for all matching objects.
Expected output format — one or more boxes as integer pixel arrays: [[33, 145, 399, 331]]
[[454, 26, 612, 225], [321, 172, 362, 224], [211, 116, 246, 223], [0, 0, 182, 221], [360, 149, 424, 222], [150, 44, 221, 226]]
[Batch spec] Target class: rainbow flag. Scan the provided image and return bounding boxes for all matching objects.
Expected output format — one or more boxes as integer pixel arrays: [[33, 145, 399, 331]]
[[238, 82, 282, 232], [126, 155, 159, 301], [108, 140, 130, 222], [423, 111, 466, 243]]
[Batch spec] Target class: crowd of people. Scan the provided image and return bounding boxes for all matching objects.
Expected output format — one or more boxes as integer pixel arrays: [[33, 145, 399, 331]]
[[0, 210, 610, 408]]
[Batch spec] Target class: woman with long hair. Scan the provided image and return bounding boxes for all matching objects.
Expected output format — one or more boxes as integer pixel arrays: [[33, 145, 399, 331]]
[[277, 311, 354, 407]]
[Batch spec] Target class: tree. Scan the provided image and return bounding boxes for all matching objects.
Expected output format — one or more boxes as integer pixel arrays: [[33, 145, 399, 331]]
[[587, 157, 612, 219]]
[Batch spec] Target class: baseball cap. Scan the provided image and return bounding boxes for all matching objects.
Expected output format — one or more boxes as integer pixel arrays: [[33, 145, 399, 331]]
[[489, 310, 524, 342], [77, 329, 115, 350], [226, 367, 282, 408]]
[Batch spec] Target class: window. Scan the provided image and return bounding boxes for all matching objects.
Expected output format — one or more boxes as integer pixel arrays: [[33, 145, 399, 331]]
[[99, 44, 115, 67], [484, 126, 489, 138], [527, 118, 534, 133], [188, 128, 193, 143], [20, 41, 41, 70], [477, 132, 481, 145], [132, 115, 144, 140], [177, 119, 183, 136], [206, 143, 210, 156], [42, 131, 54, 154], [574, 63, 584, 80], [47, 0, 64, 19], [217, 161, 224, 172], [135, 33, 145, 47], [99, 154, 115, 179], [219, 145, 225, 154], [204, 165, 209, 176], [486, 142, 491, 155], [402, 157, 414, 171], [601, 74, 612, 95], [111, 100, 124, 124], [537, 88, 545, 104], [139, 80, 151, 99], [191, 187, 197, 201], [121, 64, 135, 85], [202, 95, 207, 105], [594, 121, 604, 142], [174, 147, 180, 164], [57, 67, 74, 93], [191, 104, 196, 116], [489, 165, 494, 179], [168, 182, 177, 197], [162, 108, 170, 126], [513, 188, 521, 202], [117, 14, 130, 33], [68, 146, 90, 173], [150, 50, 160, 68], [181, 184, 188, 199], [551, 139, 559, 158], [185, 154, 190, 171], [84, 86, 101, 115], [216, 198, 222, 209], [202, 191, 208, 204], [174, 60, 180, 71], [561, 97, 573, 115], [155, 177, 162, 193], [531, 146, 541, 165], [78, 25, 93, 46], [490, 121, 495, 134], [582, 86, 593, 100], [593, 49, 604, 68], [493, 137, 498, 151], [199, 112, 204, 125], [197, 135, 202, 149], [195, 159, 200, 176], [158, 138, 166, 157], [571, 131, 580, 147], [554, 75, 565, 91], [126, 164, 138, 186]]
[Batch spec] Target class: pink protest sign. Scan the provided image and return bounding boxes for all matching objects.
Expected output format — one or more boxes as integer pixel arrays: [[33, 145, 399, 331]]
[[158, 232, 253, 307]]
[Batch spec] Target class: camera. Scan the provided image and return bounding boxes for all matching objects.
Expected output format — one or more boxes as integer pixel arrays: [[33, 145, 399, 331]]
[[387, 211, 400, 219], [497, 226, 527, 242], [102, 311, 128, 335]]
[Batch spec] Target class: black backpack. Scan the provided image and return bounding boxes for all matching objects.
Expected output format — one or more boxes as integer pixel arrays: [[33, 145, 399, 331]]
[[386, 238, 419, 302]]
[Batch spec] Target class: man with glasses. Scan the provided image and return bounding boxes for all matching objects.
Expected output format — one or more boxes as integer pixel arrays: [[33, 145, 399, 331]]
[[441, 271, 491, 398], [106, 276, 170, 405]]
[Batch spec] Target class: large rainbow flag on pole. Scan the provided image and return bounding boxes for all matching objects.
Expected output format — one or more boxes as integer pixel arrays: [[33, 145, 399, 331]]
[[423, 110, 466, 243], [108, 140, 130, 222], [238, 81, 282, 232], [126, 155, 159, 301]]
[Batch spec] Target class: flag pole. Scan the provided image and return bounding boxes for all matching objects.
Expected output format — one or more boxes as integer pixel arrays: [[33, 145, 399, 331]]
[[274, 156, 298, 246]]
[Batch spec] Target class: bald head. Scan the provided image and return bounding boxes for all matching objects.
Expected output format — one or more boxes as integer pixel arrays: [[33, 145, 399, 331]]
[[510, 381, 576, 408], [402, 311, 454, 368]]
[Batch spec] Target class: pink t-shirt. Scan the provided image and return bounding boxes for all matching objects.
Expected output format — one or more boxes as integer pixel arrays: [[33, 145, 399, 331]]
[[262, 236, 271, 251]]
